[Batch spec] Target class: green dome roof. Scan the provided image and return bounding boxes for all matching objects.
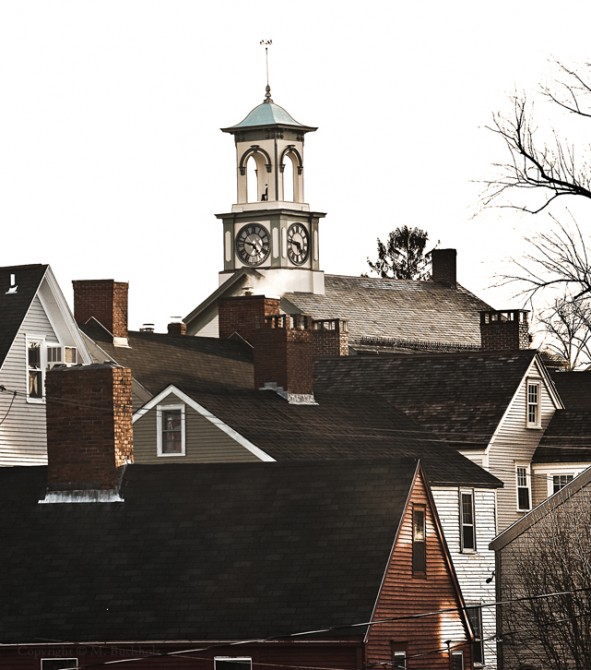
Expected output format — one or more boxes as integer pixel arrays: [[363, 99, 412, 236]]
[[222, 87, 316, 134]]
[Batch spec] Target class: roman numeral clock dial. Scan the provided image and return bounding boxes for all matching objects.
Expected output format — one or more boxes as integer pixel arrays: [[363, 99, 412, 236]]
[[236, 224, 271, 266], [287, 223, 309, 265]]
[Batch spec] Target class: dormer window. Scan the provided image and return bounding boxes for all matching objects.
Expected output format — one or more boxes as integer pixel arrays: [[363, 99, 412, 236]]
[[412, 504, 426, 576]]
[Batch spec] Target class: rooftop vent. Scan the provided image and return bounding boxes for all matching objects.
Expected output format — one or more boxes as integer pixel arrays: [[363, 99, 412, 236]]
[[5, 273, 17, 295], [140, 323, 155, 333]]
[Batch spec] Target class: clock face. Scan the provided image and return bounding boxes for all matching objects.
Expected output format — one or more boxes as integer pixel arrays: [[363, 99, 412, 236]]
[[287, 223, 310, 265], [236, 224, 271, 266]]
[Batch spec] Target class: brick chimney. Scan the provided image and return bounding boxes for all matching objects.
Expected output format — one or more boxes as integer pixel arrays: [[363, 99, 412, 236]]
[[219, 295, 281, 344], [43, 363, 133, 502], [431, 248, 457, 288], [252, 314, 316, 404], [72, 279, 129, 346], [167, 320, 187, 336], [480, 309, 531, 351]]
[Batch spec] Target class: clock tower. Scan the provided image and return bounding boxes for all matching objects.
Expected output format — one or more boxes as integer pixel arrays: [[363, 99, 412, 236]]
[[216, 85, 326, 295]]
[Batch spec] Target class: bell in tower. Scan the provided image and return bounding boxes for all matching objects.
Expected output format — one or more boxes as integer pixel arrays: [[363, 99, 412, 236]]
[[216, 80, 326, 296]]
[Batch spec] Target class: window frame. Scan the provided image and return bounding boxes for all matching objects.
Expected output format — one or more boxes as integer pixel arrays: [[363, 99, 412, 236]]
[[526, 380, 542, 428], [156, 403, 186, 457], [516, 464, 531, 511], [466, 603, 484, 666], [551, 473, 574, 495], [412, 503, 426, 576], [451, 650, 464, 670], [26, 335, 46, 402], [460, 489, 476, 552], [392, 651, 407, 670], [214, 657, 252, 670]]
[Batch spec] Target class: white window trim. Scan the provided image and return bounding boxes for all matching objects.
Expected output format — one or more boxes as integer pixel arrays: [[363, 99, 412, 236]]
[[526, 379, 542, 428], [392, 651, 407, 669], [25, 335, 47, 403], [516, 463, 532, 511], [459, 489, 476, 553], [156, 403, 186, 457], [214, 658, 252, 670]]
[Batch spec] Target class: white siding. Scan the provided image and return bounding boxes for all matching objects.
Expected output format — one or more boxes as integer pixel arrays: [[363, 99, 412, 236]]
[[488, 362, 557, 532], [0, 296, 58, 465], [433, 486, 498, 670]]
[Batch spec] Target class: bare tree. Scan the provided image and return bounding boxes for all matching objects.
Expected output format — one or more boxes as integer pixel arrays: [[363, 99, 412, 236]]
[[499, 492, 591, 670], [536, 297, 591, 370], [366, 226, 431, 279], [484, 62, 591, 213]]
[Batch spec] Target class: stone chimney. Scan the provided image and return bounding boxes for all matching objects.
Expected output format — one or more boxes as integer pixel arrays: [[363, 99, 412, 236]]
[[43, 363, 133, 502], [219, 295, 281, 344], [431, 248, 457, 288], [72, 279, 129, 346], [480, 309, 531, 351]]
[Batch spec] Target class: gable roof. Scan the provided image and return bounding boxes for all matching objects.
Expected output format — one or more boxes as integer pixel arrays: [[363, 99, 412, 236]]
[[0, 264, 48, 367], [186, 389, 502, 489], [82, 327, 254, 396], [0, 459, 421, 644], [314, 350, 541, 450], [283, 274, 492, 350]]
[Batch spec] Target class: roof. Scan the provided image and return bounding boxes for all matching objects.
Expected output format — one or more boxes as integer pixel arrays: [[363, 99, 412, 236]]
[[82, 327, 254, 396], [314, 350, 540, 450], [534, 371, 591, 463], [188, 389, 502, 488], [0, 264, 48, 367], [0, 459, 419, 643], [282, 274, 493, 350], [222, 95, 316, 133]]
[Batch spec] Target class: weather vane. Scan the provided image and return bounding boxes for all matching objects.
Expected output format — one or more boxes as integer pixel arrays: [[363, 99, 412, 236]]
[[260, 39, 273, 101]]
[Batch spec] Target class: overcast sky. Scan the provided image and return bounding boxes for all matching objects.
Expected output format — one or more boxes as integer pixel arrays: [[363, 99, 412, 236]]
[[1, 1, 590, 331]]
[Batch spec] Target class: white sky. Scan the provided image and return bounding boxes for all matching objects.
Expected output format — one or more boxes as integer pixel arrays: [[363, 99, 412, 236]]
[[1, 1, 590, 331]]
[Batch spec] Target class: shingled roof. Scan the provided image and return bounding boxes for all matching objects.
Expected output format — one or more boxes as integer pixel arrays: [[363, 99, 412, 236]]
[[314, 350, 540, 450], [0, 264, 48, 367], [0, 459, 419, 644], [282, 274, 492, 350], [190, 389, 502, 489], [83, 327, 254, 396], [534, 371, 591, 463]]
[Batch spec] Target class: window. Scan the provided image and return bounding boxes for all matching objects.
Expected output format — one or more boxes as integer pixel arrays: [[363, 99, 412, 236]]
[[27, 339, 44, 400], [392, 651, 406, 669], [552, 473, 574, 494], [526, 381, 541, 428], [516, 465, 531, 511], [157, 404, 186, 456], [41, 660, 78, 670], [215, 658, 252, 670], [412, 504, 426, 575], [460, 490, 476, 552], [466, 604, 484, 666], [451, 651, 464, 670]]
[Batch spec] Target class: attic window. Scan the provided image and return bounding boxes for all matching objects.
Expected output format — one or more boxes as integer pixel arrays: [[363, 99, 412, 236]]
[[412, 504, 426, 576], [27, 339, 44, 400], [157, 404, 186, 456], [526, 381, 541, 428]]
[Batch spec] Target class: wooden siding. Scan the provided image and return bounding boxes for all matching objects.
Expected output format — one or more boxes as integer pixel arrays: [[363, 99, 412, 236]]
[[488, 361, 558, 532], [531, 463, 589, 507], [133, 396, 262, 463], [432, 486, 497, 669], [365, 471, 472, 670], [0, 296, 58, 466]]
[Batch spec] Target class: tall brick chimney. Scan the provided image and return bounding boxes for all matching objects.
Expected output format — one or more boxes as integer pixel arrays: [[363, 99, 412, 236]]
[[480, 309, 531, 351], [431, 248, 457, 288], [43, 363, 133, 502], [72, 279, 129, 346]]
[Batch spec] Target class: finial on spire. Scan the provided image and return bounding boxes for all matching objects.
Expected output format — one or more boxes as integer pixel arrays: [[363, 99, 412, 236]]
[[260, 39, 273, 103]]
